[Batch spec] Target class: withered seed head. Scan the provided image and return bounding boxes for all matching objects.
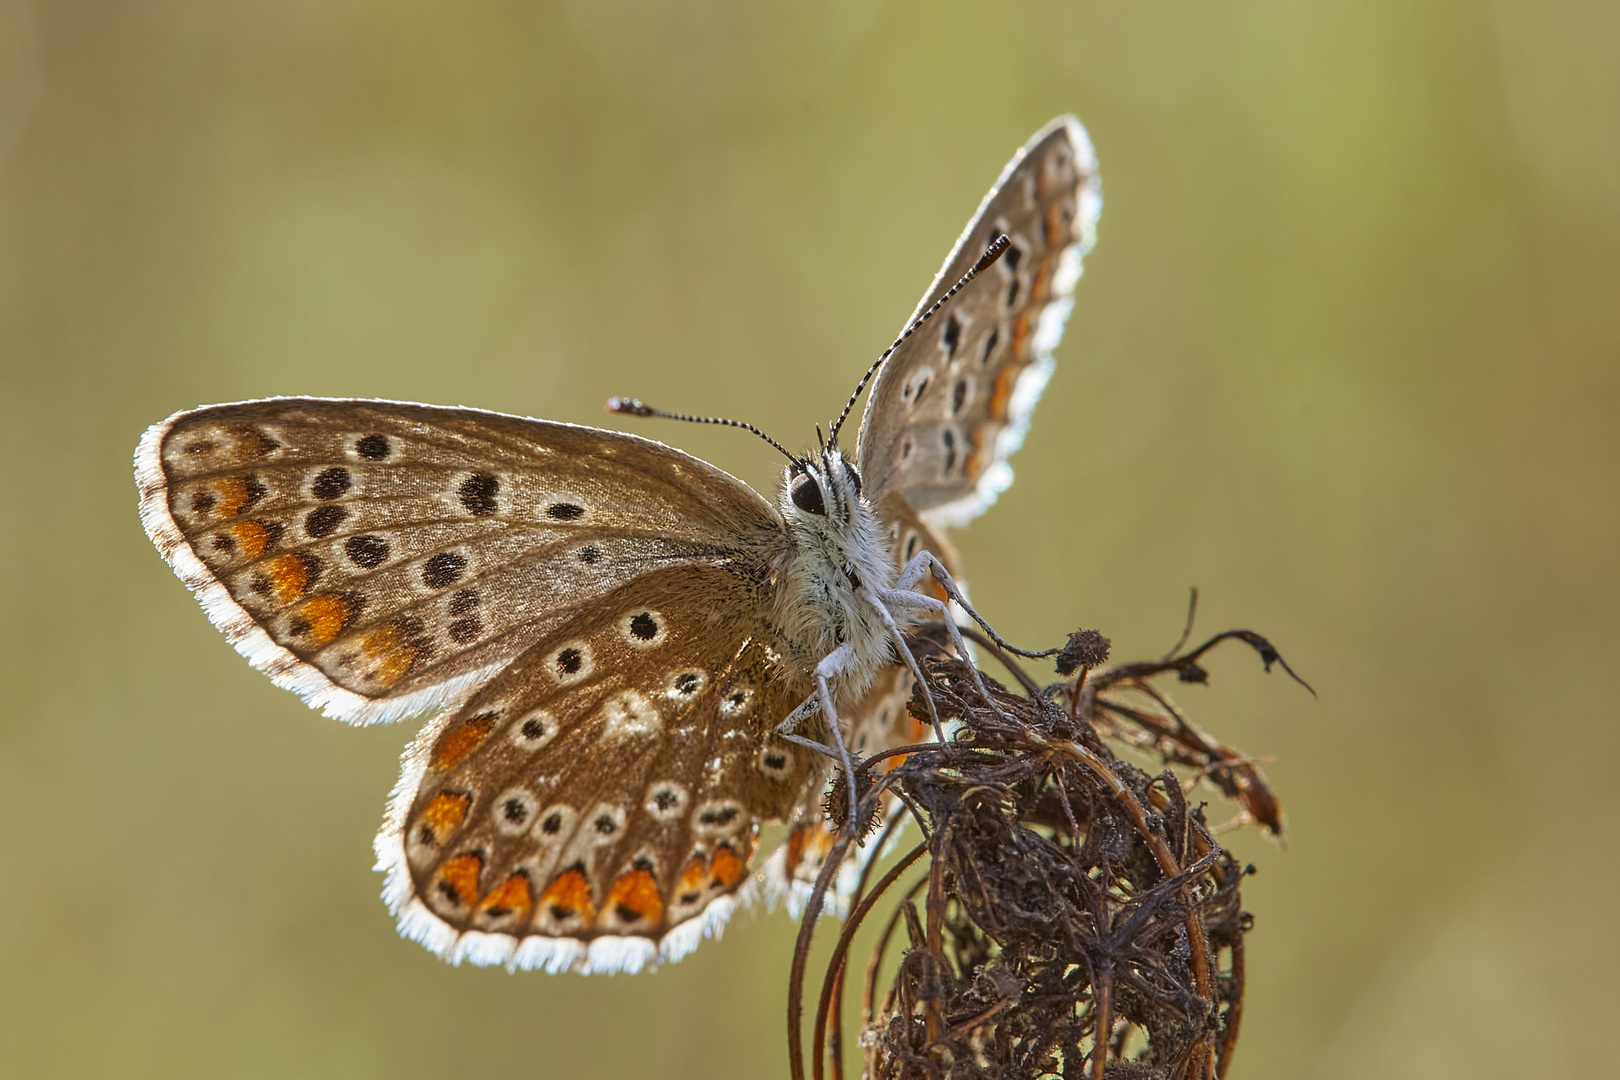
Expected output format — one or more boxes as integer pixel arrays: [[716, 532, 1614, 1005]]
[[1055, 627, 1111, 676]]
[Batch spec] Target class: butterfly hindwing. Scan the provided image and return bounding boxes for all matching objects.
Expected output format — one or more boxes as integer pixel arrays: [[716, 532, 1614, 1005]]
[[856, 116, 1101, 526], [136, 398, 780, 726], [378, 566, 815, 973]]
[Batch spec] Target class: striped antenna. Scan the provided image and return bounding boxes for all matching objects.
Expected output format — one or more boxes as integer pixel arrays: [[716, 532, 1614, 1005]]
[[606, 397, 801, 468], [826, 233, 1011, 446]]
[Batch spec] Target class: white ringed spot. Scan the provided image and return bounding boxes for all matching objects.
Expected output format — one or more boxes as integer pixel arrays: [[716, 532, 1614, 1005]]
[[509, 709, 559, 751], [718, 684, 755, 719], [666, 669, 707, 700], [584, 803, 627, 845], [618, 609, 667, 649], [693, 799, 746, 837], [757, 745, 794, 782], [645, 781, 689, 823], [493, 788, 539, 836], [544, 641, 593, 686], [532, 804, 577, 844], [601, 689, 661, 738]]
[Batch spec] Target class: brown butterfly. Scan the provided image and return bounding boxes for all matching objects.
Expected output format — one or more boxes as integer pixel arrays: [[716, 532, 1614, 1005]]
[[133, 116, 1100, 973]]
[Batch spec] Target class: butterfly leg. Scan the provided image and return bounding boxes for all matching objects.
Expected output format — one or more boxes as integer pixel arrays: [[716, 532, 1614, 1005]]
[[867, 596, 946, 745], [881, 586, 1010, 720], [894, 550, 1040, 662], [775, 643, 862, 834], [885, 552, 1015, 718]]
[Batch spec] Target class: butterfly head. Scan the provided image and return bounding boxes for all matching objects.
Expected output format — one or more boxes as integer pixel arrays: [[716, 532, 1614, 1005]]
[[784, 446, 865, 528]]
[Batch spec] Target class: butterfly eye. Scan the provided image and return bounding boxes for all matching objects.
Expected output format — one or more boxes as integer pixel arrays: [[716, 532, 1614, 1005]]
[[790, 473, 826, 516], [842, 460, 862, 497]]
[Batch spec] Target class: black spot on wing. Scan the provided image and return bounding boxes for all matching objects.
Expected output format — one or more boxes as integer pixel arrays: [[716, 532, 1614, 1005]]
[[304, 505, 347, 538], [422, 552, 467, 589], [459, 473, 499, 516], [355, 434, 391, 460], [312, 467, 351, 500], [344, 535, 389, 568]]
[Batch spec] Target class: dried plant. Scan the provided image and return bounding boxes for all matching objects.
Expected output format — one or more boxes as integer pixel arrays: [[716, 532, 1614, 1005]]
[[787, 595, 1310, 1080]]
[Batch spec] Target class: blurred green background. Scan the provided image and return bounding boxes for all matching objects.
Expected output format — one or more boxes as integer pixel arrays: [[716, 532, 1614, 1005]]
[[2, 1, 1616, 1077]]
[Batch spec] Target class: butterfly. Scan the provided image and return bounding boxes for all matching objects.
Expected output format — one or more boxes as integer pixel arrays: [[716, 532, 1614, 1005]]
[[133, 116, 1100, 974]]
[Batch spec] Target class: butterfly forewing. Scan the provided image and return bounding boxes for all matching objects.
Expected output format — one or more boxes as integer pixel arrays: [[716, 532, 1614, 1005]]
[[136, 398, 781, 726], [856, 116, 1101, 526], [380, 567, 815, 972]]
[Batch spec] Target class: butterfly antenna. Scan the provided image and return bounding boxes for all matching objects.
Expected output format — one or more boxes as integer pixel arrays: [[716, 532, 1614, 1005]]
[[607, 397, 801, 467], [826, 233, 1011, 446]]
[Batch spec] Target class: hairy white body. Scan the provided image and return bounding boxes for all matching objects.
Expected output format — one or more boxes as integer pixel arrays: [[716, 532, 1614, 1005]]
[[768, 445, 901, 705], [762, 445, 999, 815]]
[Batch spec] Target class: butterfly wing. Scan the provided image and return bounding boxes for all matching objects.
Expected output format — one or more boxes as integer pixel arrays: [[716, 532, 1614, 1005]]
[[135, 398, 782, 726], [137, 398, 825, 969], [378, 565, 816, 973], [855, 116, 1101, 527]]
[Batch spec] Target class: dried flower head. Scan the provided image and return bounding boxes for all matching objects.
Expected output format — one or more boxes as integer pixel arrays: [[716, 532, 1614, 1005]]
[[785, 600, 1310, 1080]]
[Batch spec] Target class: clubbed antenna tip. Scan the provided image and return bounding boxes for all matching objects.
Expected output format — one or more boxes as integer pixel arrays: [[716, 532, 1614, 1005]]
[[606, 396, 799, 467]]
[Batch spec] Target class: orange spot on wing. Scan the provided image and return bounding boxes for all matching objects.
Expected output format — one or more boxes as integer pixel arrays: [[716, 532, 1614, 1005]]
[[1029, 254, 1055, 304], [264, 553, 311, 602], [988, 364, 1020, 421], [539, 866, 595, 922], [963, 426, 991, 483], [1012, 309, 1034, 362], [884, 708, 935, 772], [419, 791, 470, 840], [430, 712, 497, 771], [478, 871, 534, 922], [363, 625, 399, 656], [676, 854, 708, 903], [783, 826, 807, 874], [231, 520, 271, 559], [784, 824, 835, 878], [379, 652, 413, 685], [1043, 200, 1074, 246], [709, 845, 745, 890], [363, 625, 413, 687], [437, 854, 483, 907], [299, 593, 354, 644], [602, 868, 663, 927], [215, 476, 252, 518]]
